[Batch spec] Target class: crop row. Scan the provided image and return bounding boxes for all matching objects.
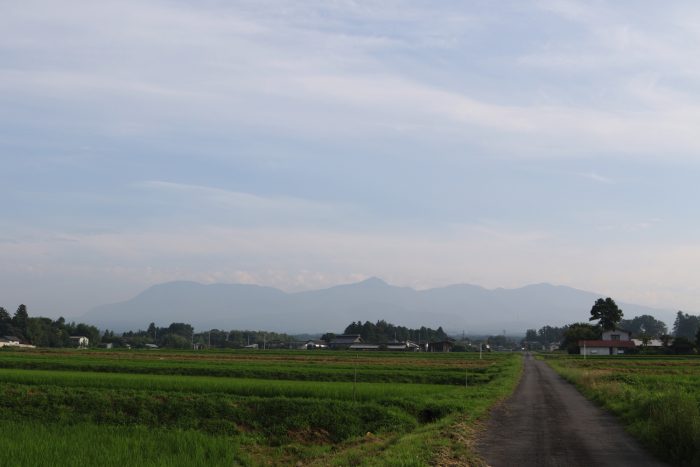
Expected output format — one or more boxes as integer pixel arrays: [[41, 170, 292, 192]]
[[0, 353, 501, 385], [0, 381, 418, 444], [0, 368, 473, 404]]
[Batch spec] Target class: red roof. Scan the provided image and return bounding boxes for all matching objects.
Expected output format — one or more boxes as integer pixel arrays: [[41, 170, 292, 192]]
[[578, 340, 636, 348]]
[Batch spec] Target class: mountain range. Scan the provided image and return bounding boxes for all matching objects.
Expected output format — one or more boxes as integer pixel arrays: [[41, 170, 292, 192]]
[[78, 278, 678, 335]]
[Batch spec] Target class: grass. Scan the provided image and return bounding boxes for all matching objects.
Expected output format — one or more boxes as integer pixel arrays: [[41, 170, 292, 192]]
[[0, 349, 522, 465], [0, 421, 247, 467], [543, 354, 700, 466]]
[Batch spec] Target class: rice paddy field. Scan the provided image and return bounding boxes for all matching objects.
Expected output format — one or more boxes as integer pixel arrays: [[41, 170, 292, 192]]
[[0, 348, 521, 466], [543, 354, 700, 466]]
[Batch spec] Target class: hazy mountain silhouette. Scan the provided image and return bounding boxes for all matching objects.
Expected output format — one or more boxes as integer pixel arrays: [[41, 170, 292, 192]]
[[80, 278, 676, 334]]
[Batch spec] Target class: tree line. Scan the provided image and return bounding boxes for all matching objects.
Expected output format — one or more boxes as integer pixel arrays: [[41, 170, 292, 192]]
[[337, 320, 448, 344], [113, 323, 297, 349], [0, 304, 100, 347]]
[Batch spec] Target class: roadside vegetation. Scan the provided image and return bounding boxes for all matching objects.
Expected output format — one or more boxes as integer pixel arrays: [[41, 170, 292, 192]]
[[0, 348, 521, 466], [543, 354, 700, 466]]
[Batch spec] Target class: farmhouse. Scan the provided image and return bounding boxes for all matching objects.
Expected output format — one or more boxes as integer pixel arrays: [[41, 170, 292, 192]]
[[69, 336, 89, 348], [0, 336, 21, 347], [0, 336, 36, 349], [329, 334, 363, 349], [579, 329, 635, 356]]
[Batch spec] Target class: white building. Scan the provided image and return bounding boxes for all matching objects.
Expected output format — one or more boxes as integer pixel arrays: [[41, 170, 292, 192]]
[[69, 336, 89, 348], [0, 336, 21, 348], [579, 329, 635, 356]]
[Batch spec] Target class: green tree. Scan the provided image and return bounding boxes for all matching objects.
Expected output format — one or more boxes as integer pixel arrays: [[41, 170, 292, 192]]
[[12, 304, 29, 338], [167, 322, 194, 339], [320, 332, 335, 344], [589, 298, 623, 331], [161, 334, 190, 349], [147, 322, 157, 340], [537, 325, 566, 346], [619, 314, 668, 337], [75, 323, 100, 346], [561, 322, 600, 354], [671, 336, 695, 355], [672, 311, 700, 340], [0, 307, 11, 335]]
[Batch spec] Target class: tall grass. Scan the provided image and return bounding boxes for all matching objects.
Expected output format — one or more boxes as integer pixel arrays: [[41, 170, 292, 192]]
[[545, 355, 700, 466]]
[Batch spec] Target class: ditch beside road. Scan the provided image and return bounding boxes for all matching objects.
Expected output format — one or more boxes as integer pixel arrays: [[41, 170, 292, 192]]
[[475, 352, 668, 467]]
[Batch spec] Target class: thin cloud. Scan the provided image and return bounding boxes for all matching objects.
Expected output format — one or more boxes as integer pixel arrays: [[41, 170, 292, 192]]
[[580, 172, 614, 184]]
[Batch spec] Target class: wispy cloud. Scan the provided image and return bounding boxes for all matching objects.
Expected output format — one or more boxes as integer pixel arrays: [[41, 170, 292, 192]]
[[580, 171, 614, 184]]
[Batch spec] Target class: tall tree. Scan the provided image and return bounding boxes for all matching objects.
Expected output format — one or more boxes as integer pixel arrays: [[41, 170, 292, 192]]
[[0, 307, 11, 335], [672, 311, 700, 340], [12, 304, 29, 338], [589, 298, 623, 331]]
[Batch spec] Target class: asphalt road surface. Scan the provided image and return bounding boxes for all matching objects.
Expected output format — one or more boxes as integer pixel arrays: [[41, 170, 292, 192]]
[[475, 353, 668, 467]]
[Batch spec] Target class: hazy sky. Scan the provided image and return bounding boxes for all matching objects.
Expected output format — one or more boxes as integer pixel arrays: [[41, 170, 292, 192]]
[[2, 0, 700, 318]]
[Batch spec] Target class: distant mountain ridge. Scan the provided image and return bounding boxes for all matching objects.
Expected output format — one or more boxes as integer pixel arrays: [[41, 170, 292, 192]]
[[79, 278, 677, 334]]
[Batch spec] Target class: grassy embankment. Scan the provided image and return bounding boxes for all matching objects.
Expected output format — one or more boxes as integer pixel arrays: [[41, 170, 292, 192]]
[[0, 349, 522, 466], [543, 354, 700, 466]]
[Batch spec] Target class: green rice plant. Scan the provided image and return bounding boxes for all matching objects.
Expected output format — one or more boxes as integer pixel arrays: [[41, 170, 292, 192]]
[[0, 349, 521, 465], [0, 420, 247, 467]]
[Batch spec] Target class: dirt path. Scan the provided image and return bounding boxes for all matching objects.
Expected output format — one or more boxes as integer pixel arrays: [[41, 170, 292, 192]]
[[475, 353, 667, 467]]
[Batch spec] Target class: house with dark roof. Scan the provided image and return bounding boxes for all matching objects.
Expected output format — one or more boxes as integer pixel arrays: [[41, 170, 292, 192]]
[[329, 334, 363, 349], [579, 328, 635, 355]]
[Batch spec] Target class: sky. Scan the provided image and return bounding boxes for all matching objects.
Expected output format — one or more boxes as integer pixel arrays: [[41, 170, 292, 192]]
[[2, 0, 700, 319]]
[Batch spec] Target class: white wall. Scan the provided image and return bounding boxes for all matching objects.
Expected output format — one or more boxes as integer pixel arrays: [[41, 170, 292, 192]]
[[580, 346, 611, 356]]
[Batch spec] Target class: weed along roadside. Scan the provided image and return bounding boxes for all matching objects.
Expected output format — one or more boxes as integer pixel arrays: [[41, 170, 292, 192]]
[[0, 348, 522, 466], [542, 354, 700, 466]]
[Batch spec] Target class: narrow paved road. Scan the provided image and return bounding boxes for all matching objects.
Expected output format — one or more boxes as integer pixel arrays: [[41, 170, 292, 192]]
[[475, 353, 667, 467]]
